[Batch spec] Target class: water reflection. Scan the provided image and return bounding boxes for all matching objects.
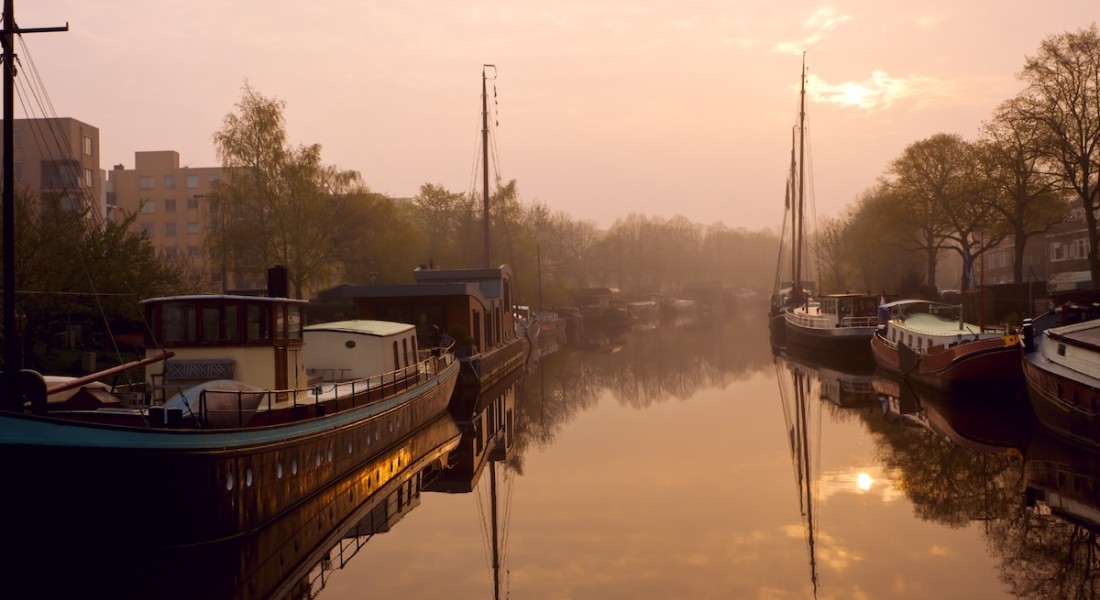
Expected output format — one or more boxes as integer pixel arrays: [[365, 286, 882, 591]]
[[2, 415, 460, 599], [779, 344, 1100, 599], [1013, 426, 1100, 599]]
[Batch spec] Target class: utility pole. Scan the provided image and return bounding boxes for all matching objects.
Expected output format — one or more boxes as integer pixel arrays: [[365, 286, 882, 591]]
[[1, 0, 67, 383]]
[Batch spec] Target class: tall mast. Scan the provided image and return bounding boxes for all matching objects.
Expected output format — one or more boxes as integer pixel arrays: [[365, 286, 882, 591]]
[[794, 54, 806, 302], [1, 0, 67, 378], [788, 127, 797, 289], [481, 65, 493, 269]]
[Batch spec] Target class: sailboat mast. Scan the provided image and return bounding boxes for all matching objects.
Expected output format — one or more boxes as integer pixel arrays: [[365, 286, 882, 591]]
[[794, 54, 807, 301], [481, 65, 493, 269], [0, 1, 66, 376], [788, 128, 797, 290]]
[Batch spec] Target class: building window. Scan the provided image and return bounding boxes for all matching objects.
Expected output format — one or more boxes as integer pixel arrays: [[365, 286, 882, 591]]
[[1051, 242, 1066, 262], [13, 162, 21, 181], [41, 160, 79, 189], [186, 175, 199, 189], [164, 247, 178, 259], [84, 168, 94, 187], [83, 136, 93, 156], [13, 129, 21, 148], [186, 222, 199, 235], [187, 245, 200, 257], [138, 176, 154, 190], [186, 196, 200, 210], [140, 223, 153, 237], [140, 199, 156, 214], [164, 175, 176, 189], [1072, 238, 1089, 260], [165, 198, 177, 213], [208, 174, 220, 186], [165, 222, 177, 237]]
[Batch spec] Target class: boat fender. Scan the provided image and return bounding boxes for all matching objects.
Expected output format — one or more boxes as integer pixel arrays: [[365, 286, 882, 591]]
[[19, 369, 47, 415]]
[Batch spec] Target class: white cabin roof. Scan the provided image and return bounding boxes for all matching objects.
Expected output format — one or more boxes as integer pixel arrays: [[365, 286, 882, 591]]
[[304, 320, 414, 337]]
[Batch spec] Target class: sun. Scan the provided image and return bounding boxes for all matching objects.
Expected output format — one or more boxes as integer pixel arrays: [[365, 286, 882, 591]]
[[857, 472, 873, 491]]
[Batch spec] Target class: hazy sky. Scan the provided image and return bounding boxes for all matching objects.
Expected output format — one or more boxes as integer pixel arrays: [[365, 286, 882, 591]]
[[14, 1, 1097, 231]]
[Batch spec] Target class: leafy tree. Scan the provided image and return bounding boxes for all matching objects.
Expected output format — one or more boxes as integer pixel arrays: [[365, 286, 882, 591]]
[[213, 83, 352, 298], [2, 190, 182, 369], [1013, 25, 1100, 283]]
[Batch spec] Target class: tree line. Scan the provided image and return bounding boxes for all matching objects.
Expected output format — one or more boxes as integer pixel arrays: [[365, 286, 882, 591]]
[[809, 25, 1099, 296], [210, 84, 781, 307]]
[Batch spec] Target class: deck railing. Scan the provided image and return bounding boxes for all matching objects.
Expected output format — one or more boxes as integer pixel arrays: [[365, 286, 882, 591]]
[[191, 350, 454, 428]]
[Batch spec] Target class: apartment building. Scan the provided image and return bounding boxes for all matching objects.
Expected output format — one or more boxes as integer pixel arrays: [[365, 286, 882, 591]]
[[0, 117, 102, 214], [983, 207, 1093, 291], [107, 151, 227, 290]]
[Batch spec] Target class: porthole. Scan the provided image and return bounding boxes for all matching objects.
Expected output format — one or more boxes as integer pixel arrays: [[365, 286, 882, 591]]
[[315, 452, 322, 467], [245, 468, 253, 487], [291, 459, 298, 475], [277, 463, 284, 479], [328, 447, 334, 462], [345, 340, 357, 349], [226, 473, 235, 491], [347, 442, 353, 455]]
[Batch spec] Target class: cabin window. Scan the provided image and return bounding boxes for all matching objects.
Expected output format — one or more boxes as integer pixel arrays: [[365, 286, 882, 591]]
[[392, 342, 399, 371], [412, 337, 419, 361], [162, 302, 197, 342], [908, 334, 913, 347], [287, 305, 302, 340], [202, 306, 220, 341], [246, 304, 271, 342], [402, 338, 409, 367], [472, 310, 482, 350]]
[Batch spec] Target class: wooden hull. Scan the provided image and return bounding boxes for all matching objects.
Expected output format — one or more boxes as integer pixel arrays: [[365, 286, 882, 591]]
[[0, 360, 459, 548], [457, 335, 527, 394], [871, 331, 1022, 391], [1, 414, 462, 598], [784, 320, 876, 360], [1023, 349, 1100, 448]]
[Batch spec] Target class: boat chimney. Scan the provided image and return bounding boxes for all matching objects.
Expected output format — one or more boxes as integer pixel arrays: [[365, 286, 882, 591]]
[[267, 265, 289, 298]]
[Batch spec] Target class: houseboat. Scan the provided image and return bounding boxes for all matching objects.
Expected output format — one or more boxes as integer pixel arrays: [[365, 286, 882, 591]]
[[0, 284, 460, 548], [321, 265, 528, 397]]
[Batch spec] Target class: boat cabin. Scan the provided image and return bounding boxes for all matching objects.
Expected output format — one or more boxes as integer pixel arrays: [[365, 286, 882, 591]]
[[141, 294, 307, 400], [319, 266, 518, 355], [301, 320, 420, 381]]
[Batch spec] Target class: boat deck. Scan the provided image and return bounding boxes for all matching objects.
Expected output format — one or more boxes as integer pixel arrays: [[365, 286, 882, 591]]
[[1047, 320, 1100, 352], [896, 313, 985, 336]]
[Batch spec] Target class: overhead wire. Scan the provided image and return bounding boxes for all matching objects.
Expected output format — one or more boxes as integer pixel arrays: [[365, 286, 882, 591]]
[[12, 32, 145, 389]]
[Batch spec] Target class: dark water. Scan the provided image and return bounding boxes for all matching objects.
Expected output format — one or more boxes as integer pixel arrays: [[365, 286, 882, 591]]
[[12, 310, 1100, 598], [309, 310, 1095, 600]]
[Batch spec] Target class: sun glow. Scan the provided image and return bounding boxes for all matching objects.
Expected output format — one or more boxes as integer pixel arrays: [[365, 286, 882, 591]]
[[857, 472, 873, 491]]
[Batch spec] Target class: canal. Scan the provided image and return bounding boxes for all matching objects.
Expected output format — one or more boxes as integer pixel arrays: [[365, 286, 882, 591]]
[[307, 310, 1076, 600], [13, 310, 1092, 598]]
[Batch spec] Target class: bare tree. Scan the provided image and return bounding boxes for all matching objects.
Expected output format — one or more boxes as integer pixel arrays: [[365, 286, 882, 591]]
[[1013, 25, 1100, 282]]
